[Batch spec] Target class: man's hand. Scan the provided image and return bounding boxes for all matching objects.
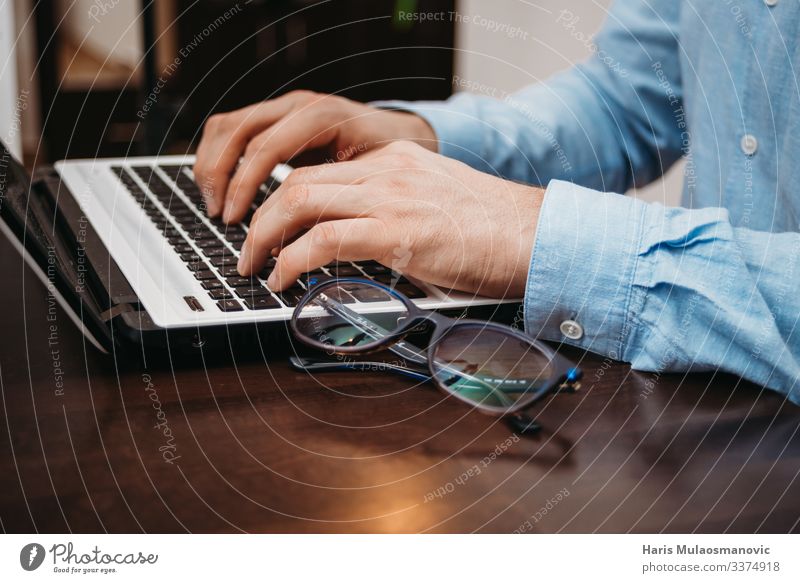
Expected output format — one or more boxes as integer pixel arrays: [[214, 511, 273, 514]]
[[193, 91, 437, 223], [238, 141, 545, 299]]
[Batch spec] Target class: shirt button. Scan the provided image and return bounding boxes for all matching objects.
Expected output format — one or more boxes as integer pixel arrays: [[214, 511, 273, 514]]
[[560, 319, 584, 340], [740, 134, 758, 156], [764, 0, 778, 7]]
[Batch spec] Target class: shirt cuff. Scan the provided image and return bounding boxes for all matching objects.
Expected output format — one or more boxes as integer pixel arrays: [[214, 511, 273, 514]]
[[371, 96, 492, 173], [524, 180, 650, 360]]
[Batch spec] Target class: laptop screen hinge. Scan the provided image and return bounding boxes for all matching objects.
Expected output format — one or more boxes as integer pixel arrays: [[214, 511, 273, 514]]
[[99, 303, 137, 322]]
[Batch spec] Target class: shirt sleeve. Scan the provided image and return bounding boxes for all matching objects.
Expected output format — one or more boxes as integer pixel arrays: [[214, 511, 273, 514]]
[[374, 0, 685, 193], [529, 180, 800, 405]]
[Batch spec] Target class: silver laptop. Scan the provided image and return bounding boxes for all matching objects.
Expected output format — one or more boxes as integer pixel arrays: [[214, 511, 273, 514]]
[[28, 153, 515, 350]]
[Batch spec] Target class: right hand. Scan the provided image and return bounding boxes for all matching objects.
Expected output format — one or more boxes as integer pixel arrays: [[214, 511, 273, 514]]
[[193, 90, 438, 223]]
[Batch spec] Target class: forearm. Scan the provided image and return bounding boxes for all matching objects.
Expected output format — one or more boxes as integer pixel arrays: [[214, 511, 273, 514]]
[[375, 72, 631, 189], [377, 0, 685, 192]]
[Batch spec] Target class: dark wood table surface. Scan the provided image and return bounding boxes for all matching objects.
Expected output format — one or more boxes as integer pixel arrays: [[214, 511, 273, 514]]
[[1, 236, 799, 534]]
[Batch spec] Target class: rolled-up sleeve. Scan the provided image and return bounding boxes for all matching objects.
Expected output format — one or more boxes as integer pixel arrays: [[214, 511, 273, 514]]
[[524, 180, 647, 360], [527, 181, 800, 405]]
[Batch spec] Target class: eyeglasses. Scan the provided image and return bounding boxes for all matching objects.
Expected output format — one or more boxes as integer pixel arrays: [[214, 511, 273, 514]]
[[289, 278, 582, 434]]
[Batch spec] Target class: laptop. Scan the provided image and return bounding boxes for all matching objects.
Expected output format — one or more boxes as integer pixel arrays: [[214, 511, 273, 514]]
[[0, 140, 517, 354]]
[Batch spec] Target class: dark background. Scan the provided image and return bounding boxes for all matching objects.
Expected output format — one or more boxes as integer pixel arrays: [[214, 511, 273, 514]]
[[34, 0, 456, 161]]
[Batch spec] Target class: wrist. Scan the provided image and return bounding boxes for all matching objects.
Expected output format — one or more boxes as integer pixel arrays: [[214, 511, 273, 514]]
[[410, 114, 438, 152], [498, 184, 545, 299], [392, 111, 438, 153]]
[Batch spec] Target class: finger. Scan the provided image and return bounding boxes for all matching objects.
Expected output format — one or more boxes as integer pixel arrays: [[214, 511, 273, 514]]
[[193, 116, 245, 216], [349, 142, 394, 160], [193, 95, 302, 216], [266, 218, 386, 290], [248, 156, 395, 227], [280, 157, 385, 187], [221, 106, 346, 223], [237, 183, 373, 276]]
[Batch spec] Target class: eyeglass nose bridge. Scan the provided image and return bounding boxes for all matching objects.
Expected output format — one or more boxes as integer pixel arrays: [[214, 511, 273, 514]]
[[394, 310, 453, 339]]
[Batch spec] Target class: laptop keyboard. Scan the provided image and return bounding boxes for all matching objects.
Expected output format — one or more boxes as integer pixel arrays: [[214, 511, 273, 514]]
[[110, 164, 427, 312]]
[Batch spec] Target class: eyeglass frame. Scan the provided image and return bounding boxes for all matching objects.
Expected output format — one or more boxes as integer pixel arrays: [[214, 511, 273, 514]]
[[289, 277, 582, 418]]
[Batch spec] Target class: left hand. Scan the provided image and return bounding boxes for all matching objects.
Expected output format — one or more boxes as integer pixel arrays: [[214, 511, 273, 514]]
[[237, 141, 545, 298]]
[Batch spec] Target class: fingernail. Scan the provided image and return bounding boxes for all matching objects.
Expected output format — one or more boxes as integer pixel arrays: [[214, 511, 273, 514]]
[[237, 246, 249, 273], [205, 197, 218, 217], [222, 201, 233, 223]]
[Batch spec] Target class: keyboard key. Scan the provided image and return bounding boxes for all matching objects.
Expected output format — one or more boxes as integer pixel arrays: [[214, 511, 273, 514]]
[[197, 239, 226, 250], [372, 273, 409, 285], [328, 265, 363, 277], [185, 226, 215, 238], [343, 284, 393, 303], [226, 276, 254, 287], [209, 255, 238, 268], [216, 299, 243, 312], [176, 215, 201, 228], [244, 295, 281, 310], [171, 209, 196, 220], [233, 286, 271, 298], [194, 270, 219, 281], [301, 273, 335, 288], [152, 192, 174, 206], [203, 247, 229, 257], [278, 285, 307, 307], [395, 283, 427, 299], [202, 280, 224, 290], [185, 261, 209, 272], [159, 164, 188, 180], [208, 289, 234, 300], [359, 263, 391, 275], [219, 265, 243, 277], [224, 231, 246, 242], [132, 166, 171, 193], [324, 287, 358, 304]]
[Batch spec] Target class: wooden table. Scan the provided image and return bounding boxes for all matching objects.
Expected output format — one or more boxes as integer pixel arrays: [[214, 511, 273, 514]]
[[1, 236, 798, 533]]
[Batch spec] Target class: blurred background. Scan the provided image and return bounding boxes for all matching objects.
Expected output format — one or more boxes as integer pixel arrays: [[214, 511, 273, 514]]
[[0, 0, 681, 203]]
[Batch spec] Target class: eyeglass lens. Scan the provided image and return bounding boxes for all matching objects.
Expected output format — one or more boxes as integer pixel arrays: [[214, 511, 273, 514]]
[[431, 326, 554, 411], [294, 281, 410, 351]]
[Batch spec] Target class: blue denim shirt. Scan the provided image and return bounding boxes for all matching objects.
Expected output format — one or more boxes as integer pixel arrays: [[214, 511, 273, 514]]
[[378, 0, 800, 404]]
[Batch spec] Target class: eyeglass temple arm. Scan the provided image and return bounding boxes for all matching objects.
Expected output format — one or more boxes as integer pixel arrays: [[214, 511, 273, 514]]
[[289, 356, 431, 381], [291, 356, 555, 394], [313, 294, 516, 408], [290, 356, 542, 435]]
